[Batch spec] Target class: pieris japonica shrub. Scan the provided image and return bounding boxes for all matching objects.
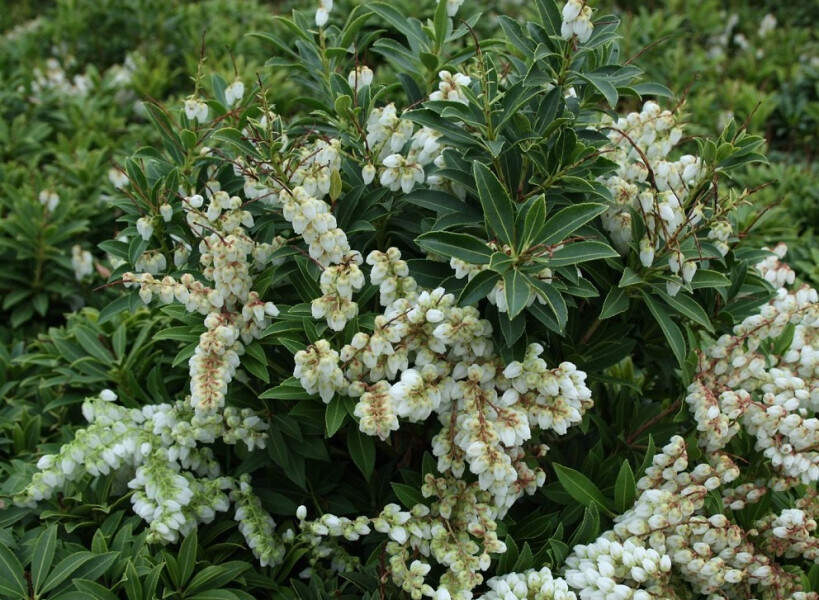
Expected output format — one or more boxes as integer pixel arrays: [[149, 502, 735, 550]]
[[7, 0, 819, 599]]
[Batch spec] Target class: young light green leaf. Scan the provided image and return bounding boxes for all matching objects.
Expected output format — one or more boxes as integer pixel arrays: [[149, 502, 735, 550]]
[[472, 161, 516, 247]]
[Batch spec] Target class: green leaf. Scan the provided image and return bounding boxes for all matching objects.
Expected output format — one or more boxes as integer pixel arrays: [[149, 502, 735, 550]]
[[552, 463, 612, 515], [600, 287, 629, 319], [641, 291, 686, 367], [458, 270, 501, 306], [391, 483, 425, 509], [536, 203, 607, 246], [415, 231, 493, 264], [32, 524, 58, 593], [188, 592, 240, 600], [575, 71, 618, 108], [0, 543, 25, 598], [39, 552, 96, 595], [347, 429, 376, 481], [656, 289, 714, 333], [690, 269, 731, 289], [72, 579, 118, 600], [325, 399, 347, 437], [525, 276, 568, 331], [568, 504, 601, 546], [433, 0, 449, 47], [614, 460, 636, 512], [472, 161, 516, 247], [503, 270, 531, 319], [520, 195, 546, 249], [546, 241, 618, 267], [123, 561, 141, 600], [178, 529, 197, 586], [185, 562, 250, 595]]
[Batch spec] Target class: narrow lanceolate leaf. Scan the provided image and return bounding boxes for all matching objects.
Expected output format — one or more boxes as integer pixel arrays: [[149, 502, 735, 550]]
[[459, 270, 501, 306], [600, 287, 629, 320], [0, 543, 26, 598], [177, 529, 198, 586], [641, 291, 686, 367], [415, 231, 493, 264], [546, 241, 618, 267], [614, 460, 636, 512], [325, 399, 347, 437], [347, 429, 376, 480], [525, 275, 568, 331], [536, 203, 607, 246], [503, 270, 531, 319], [32, 524, 58, 593], [519, 195, 546, 250], [40, 552, 98, 595], [656, 288, 714, 333], [472, 161, 516, 247], [552, 463, 612, 515]]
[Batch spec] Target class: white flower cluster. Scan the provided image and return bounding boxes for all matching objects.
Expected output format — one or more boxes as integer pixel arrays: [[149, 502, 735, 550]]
[[347, 65, 374, 89], [124, 188, 282, 414], [16, 390, 270, 546], [599, 101, 714, 296], [429, 71, 471, 104], [296, 473, 510, 600], [560, 1, 594, 44], [755, 243, 796, 289], [184, 96, 209, 123], [295, 248, 592, 515], [561, 436, 815, 600], [280, 186, 351, 266], [367, 247, 418, 306], [436, 0, 464, 18], [685, 252, 818, 488], [71, 244, 93, 280], [364, 104, 449, 194], [232, 475, 286, 567], [315, 0, 332, 27], [31, 57, 92, 99], [39, 189, 59, 212], [312, 251, 365, 331], [478, 567, 576, 600], [294, 339, 346, 403]]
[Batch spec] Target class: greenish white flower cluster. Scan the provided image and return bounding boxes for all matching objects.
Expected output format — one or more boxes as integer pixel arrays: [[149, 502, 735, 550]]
[[15, 390, 267, 545]]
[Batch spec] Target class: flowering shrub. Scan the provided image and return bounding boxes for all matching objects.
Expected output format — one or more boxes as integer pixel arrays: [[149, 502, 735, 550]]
[[1, 1, 817, 599]]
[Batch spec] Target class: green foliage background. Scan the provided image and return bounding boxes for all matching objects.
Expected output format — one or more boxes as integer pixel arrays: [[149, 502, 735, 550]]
[[0, 0, 816, 598]]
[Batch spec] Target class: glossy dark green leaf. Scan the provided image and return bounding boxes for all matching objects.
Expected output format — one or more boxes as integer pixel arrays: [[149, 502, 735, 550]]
[[415, 231, 493, 264], [472, 161, 516, 247]]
